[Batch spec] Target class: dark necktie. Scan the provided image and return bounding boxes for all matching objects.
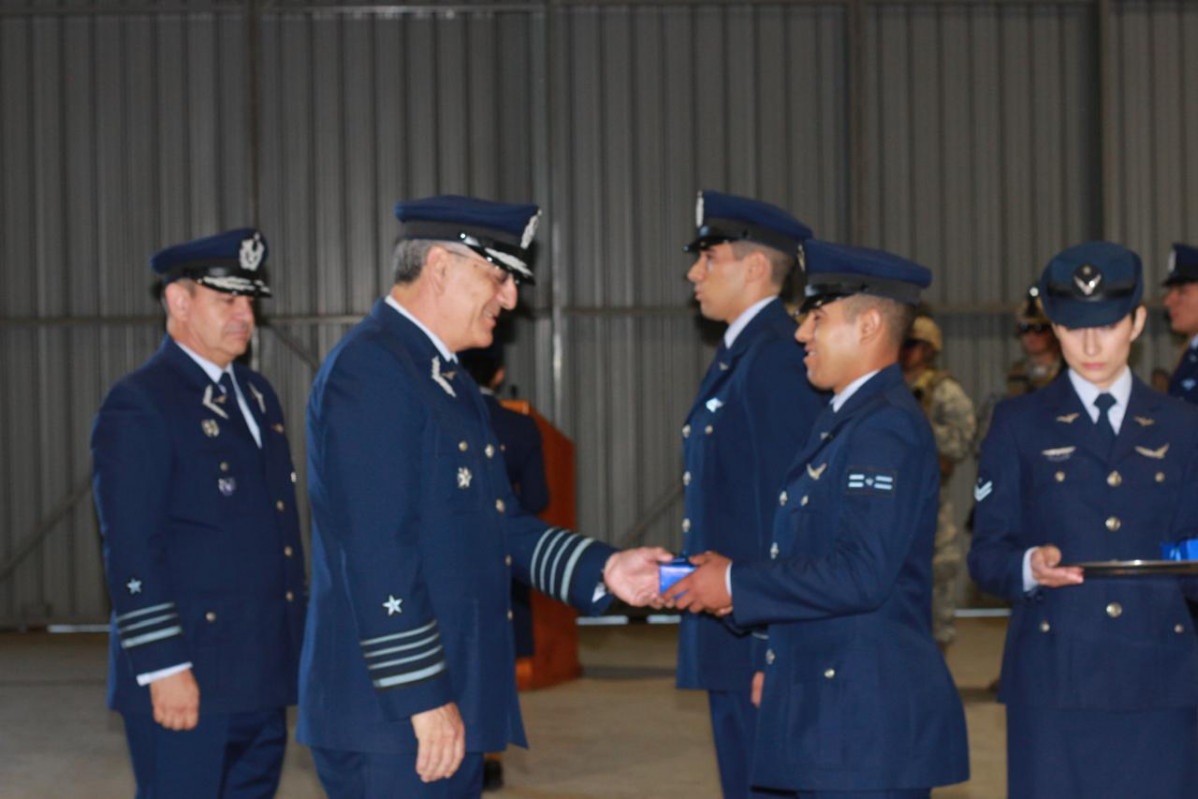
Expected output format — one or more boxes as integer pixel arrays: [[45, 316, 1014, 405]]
[[218, 372, 255, 442], [1094, 392, 1116, 456]]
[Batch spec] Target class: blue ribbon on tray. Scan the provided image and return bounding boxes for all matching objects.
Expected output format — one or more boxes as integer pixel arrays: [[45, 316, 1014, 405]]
[[1160, 538, 1198, 561]]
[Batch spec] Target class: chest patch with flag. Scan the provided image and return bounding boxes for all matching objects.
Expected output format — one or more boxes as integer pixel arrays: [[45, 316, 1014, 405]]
[[846, 468, 896, 495]]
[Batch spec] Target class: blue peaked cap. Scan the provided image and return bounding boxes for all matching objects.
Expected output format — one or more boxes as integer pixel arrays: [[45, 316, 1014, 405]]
[[150, 228, 271, 297], [1039, 241, 1142, 328], [1163, 242, 1198, 287], [684, 190, 813, 257], [394, 195, 541, 284], [800, 240, 932, 311]]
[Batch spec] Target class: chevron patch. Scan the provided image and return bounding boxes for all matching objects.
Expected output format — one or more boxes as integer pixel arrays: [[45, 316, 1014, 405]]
[[974, 480, 993, 502]]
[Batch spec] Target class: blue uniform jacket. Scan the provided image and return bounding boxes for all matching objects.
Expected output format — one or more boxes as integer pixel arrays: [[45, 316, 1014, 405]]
[[91, 336, 307, 715], [482, 394, 549, 516], [730, 365, 969, 792], [1168, 344, 1198, 403], [677, 299, 824, 692], [298, 300, 616, 754], [969, 373, 1198, 710], [482, 393, 548, 658]]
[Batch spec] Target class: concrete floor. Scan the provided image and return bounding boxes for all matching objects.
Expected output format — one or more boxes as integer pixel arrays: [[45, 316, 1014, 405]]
[[0, 618, 1009, 798]]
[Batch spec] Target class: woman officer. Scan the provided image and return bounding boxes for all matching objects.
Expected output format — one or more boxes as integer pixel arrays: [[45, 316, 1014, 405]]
[[969, 241, 1198, 798]]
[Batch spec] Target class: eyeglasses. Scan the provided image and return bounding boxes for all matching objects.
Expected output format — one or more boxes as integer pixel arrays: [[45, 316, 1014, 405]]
[[449, 249, 516, 289], [1017, 322, 1051, 334]]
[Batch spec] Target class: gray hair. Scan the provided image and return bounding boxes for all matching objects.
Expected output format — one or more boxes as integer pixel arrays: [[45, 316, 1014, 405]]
[[391, 239, 438, 285]]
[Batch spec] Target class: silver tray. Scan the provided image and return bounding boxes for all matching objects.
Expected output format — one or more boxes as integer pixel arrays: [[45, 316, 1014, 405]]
[[1067, 560, 1198, 576]]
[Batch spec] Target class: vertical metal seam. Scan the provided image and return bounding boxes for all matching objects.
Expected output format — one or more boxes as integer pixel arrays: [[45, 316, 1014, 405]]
[[247, 0, 261, 227], [848, 0, 864, 243], [1098, 0, 1114, 239]]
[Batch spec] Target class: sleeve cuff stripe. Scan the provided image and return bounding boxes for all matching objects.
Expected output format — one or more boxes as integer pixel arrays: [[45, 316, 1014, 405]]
[[120, 626, 184, 650], [533, 528, 570, 591], [367, 645, 445, 672], [118, 613, 179, 634], [545, 535, 573, 597], [115, 602, 176, 623], [751, 632, 769, 640], [372, 660, 448, 691], [557, 537, 594, 602], [360, 620, 438, 648], [364, 633, 440, 659]]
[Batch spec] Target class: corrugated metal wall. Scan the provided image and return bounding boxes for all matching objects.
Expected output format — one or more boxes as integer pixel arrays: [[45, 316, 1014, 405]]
[[1, 0, 1196, 625]]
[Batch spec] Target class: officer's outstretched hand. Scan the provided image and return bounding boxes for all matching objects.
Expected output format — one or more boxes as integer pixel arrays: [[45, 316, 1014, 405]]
[[412, 701, 465, 783], [1030, 544, 1084, 589], [665, 551, 733, 615], [150, 668, 200, 731], [604, 547, 674, 607]]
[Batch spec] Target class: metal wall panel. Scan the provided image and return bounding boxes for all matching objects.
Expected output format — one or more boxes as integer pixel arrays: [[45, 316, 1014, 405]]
[[6, 1, 1198, 624]]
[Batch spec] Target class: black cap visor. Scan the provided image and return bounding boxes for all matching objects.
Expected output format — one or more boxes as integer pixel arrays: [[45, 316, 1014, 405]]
[[682, 218, 799, 256]]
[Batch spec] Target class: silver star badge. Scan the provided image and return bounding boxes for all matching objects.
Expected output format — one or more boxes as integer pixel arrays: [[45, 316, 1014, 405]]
[[457, 467, 472, 489], [126, 578, 142, 595], [382, 595, 403, 616]]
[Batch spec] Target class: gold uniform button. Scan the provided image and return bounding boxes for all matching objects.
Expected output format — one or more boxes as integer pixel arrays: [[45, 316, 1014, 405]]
[[1156, 472, 1166, 483], [682, 518, 691, 533], [801, 495, 809, 506], [458, 441, 468, 452], [485, 444, 495, 459], [824, 668, 836, 679], [1054, 471, 1066, 483], [1105, 516, 1121, 532], [1106, 602, 1123, 619], [683, 471, 691, 486], [276, 500, 286, 512], [219, 462, 230, 472], [495, 499, 506, 513], [284, 546, 294, 558], [765, 649, 776, 665], [205, 611, 217, 623], [507, 609, 514, 621], [273, 423, 284, 434], [1107, 471, 1122, 487], [1176, 624, 1187, 634], [505, 555, 512, 567], [290, 471, 297, 484], [704, 424, 714, 435], [682, 424, 692, 438], [779, 491, 788, 506], [1039, 621, 1051, 633], [285, 591, 295, 602], [770, 543, 779, 560]]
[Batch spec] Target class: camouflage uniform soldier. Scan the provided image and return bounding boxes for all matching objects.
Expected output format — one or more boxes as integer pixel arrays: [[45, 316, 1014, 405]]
[[975, 286, 1063, 451], [901, 315, 977, 651]]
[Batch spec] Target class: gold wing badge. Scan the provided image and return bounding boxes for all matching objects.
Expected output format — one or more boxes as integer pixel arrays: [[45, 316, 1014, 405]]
[[1135, 444, 1169, 460]]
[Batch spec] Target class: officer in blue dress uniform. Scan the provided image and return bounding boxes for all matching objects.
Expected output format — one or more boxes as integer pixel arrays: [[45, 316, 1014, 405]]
[[676, 190, 825, 799], [969, 241, 1198, 799], [667, 241, 969, 798], [298, 195, 669, 798], [1163, 243, 1198, 402], [91, 229, 307, 799]]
